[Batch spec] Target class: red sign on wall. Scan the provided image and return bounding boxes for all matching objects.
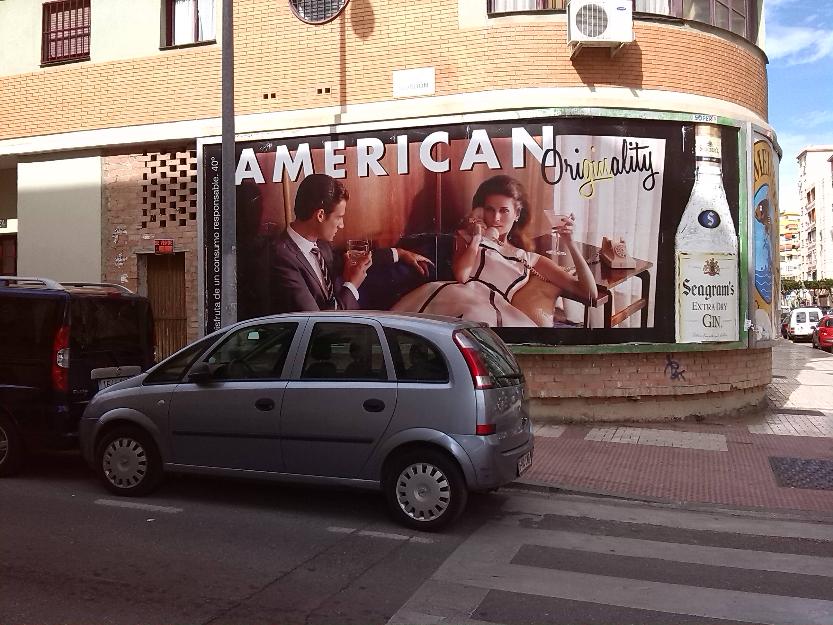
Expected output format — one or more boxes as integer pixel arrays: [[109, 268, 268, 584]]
[[154, 239, 174, 254]]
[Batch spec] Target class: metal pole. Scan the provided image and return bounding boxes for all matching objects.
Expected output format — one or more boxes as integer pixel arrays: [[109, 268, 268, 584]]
[[220, 0, 237, 327]]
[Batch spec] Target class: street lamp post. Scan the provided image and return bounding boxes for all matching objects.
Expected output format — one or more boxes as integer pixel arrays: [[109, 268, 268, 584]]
[[220, 0, 237, 327]]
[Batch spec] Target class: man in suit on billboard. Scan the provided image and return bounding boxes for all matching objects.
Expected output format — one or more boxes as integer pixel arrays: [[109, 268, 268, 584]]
[[270, 173, 431, 313]]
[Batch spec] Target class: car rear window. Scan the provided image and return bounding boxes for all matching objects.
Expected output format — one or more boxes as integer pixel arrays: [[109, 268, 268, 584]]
[[465, 326, 523, 387], [70, 297, 152, 358], [385, 328, 449, 383], [795, 312, 806, 324], [809, 312, 820, 323]]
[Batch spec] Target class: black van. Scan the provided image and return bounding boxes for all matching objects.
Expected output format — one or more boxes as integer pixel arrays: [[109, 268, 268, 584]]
[[0, 277, 154, 475]]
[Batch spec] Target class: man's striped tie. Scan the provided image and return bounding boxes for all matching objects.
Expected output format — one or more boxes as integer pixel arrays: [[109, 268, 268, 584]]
[[310, 246, 334, 303]]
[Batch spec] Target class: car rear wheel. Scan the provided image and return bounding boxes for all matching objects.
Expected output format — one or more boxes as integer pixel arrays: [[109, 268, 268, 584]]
[[384, 449, 467, 532], [0, 413, 25, 477], [97, 426, 163, 496]]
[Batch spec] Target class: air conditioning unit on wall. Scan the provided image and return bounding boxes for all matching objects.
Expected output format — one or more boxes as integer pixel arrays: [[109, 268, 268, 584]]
[[567, 0, 634, 56]]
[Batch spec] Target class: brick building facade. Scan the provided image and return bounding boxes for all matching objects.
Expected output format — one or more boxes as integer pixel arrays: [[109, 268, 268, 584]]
[[0, 0, 776, 420]]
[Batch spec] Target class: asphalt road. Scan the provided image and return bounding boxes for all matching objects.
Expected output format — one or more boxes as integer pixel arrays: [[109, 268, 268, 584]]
[[0, 452, 482, 625], [3, 446, 833, 625]]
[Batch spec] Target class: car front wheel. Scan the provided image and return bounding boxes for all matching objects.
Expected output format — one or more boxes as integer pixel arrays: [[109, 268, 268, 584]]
[[384, 449, 467, 532], [97, 426, 163, 496], [0, 413, 24, 477]]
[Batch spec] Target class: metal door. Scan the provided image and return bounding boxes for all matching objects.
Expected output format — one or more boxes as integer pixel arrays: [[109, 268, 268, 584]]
[[0, 235, 16, 275], [146, 252, 186, 360]]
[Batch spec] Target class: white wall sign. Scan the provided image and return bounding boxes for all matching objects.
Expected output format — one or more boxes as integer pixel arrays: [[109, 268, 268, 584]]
[[676, 252, 739, 342], [392, 67, 435, 98]]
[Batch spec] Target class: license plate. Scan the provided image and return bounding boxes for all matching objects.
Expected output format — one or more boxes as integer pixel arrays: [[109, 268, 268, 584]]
[[517, 451, 532, 476], [98, 376, 129, 391]]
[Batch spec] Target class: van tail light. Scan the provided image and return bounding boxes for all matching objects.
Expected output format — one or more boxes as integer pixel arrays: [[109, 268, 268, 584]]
[[52, 325, 70, 393], [453, 330, 494, 390]]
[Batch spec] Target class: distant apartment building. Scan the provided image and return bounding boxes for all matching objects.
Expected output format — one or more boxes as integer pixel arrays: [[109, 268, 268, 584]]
[[779, 208, 800, 279], [797, 146, 833, 280]]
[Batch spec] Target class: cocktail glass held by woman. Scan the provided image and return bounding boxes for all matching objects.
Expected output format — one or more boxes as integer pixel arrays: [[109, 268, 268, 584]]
[[545, 211, 573, 257]]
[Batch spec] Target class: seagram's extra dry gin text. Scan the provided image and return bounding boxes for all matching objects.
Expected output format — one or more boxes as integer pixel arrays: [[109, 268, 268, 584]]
[[675, 124, 739, 343]]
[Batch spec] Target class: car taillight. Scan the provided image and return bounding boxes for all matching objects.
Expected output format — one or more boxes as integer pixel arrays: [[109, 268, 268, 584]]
[[453, 330, 494, 390], [476, 423, 496, 435], [52, 325, 70, 392]]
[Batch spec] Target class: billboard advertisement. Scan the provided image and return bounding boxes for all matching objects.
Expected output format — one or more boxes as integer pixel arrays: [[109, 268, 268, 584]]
[[752, 135, 779, 341], [203, 116, 741, 345]]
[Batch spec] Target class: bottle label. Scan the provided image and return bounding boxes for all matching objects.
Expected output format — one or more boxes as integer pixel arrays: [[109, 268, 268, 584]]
[[697, 210, 721, 228], [695, 134, 721, 161], [676, 252, 739, 342]]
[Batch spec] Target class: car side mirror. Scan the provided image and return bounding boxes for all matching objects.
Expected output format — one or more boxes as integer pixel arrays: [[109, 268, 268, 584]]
[[188, 361, 222, 384]]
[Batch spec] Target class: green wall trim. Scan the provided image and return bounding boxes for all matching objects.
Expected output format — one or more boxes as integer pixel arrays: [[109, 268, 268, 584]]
[[510, 341, 749, 355]]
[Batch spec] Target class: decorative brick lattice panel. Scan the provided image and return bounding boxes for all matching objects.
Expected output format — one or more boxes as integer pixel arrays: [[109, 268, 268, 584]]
[[141, 150, 198, 229]]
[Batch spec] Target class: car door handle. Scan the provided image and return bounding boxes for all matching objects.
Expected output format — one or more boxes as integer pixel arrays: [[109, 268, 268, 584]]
[[363, 398, 385, 413], [255, 398, 275, 411]]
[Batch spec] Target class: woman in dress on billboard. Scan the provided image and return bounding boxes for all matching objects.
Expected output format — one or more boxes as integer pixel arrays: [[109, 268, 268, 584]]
[[391, 175, 598, 327]]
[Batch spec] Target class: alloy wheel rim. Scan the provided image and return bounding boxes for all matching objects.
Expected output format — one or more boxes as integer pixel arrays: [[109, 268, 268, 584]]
[[102, 437, 148, 489], [395, 462, 451, 522], [0, 425, 8, 464]]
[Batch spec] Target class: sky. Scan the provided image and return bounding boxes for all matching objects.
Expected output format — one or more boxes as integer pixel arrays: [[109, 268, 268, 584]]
[[764, 0, 833, 215]]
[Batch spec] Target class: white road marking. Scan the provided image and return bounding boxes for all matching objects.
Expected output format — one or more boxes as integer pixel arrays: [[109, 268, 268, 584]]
[[585, 427, 728, 451], [327, 526, 433, 543], [94, 499, 183, 514], [390, 494, 833, 625], [500, 493, 833, 541]]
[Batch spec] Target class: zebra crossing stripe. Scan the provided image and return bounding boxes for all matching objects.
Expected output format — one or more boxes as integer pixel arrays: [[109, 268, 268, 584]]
[[432, 557, 833, 625], [388, 493, 833, 625], [480, 524, 833, 577], [501, 493, 833, 541]]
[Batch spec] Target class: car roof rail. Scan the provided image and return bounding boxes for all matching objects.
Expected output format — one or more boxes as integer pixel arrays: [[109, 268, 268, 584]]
[[0, 276, 64, 290], [61, 281, 135, 295]]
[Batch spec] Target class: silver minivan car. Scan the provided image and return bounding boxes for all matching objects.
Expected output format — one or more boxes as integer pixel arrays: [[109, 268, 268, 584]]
[[79, 312, 533, 530]]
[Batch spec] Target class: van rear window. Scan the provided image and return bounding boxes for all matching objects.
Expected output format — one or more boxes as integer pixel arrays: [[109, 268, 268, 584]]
[[465, 326, 523, 386], [70, 298, 152, 358], [795, 312, 806, 324], [809, 312, 820, 322], [0, 295, 62, 360]]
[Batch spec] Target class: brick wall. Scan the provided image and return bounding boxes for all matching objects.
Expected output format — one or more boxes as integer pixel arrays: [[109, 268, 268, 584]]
[[0, 3, 767, 142], [518, 347, 772, 421], [102, 151, 202, 345]]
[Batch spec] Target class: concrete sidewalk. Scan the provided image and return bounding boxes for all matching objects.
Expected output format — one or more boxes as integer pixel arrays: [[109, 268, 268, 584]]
[[517, 339, 833, 516]]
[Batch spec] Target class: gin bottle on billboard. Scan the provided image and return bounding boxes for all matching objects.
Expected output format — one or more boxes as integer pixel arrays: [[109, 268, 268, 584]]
[[675, 124, 739, 342]]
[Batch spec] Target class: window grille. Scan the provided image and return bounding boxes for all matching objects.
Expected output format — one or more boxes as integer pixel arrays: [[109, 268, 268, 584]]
[[289, 0, 349, 24], [42, 0, 91, 65]]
